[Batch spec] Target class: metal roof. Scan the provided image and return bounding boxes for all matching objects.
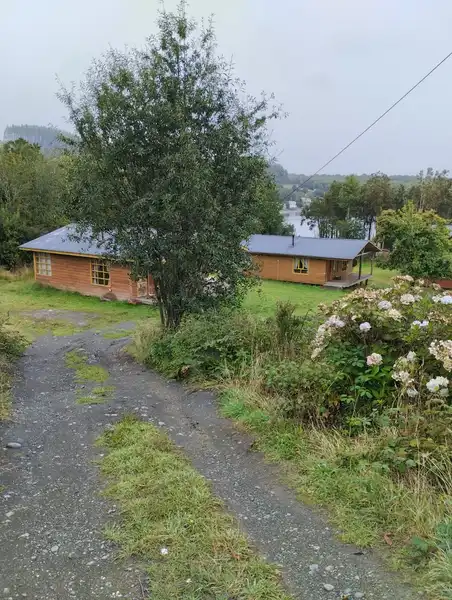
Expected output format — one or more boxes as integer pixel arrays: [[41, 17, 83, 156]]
[[19, 224, 109, 256], [247, 234, 379, 260], [20, 226, 379, 261]]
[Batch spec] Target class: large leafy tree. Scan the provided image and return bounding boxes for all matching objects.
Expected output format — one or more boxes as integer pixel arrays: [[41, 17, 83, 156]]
[[0, 139, 67, 267], [61, 4, 279, 328], [376, 202, 452, 279], [301, 175, 365, 238]]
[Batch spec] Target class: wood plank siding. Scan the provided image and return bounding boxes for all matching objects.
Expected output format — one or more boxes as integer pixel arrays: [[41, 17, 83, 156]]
[[33, 252, 139, 301], [252, 254, 329, 285]]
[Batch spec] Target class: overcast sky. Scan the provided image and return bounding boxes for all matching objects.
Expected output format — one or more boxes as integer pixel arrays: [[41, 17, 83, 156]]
[[2, 0, 452, 174]]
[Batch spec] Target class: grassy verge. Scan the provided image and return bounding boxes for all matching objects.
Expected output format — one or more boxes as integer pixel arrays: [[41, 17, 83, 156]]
[[0, 317, 27, 420], [98, 416, 292, 600], [219, 386, 452, 598]]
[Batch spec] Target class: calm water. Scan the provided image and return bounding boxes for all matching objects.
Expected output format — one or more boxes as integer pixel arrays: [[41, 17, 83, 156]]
[[284, 210, 318, 237]]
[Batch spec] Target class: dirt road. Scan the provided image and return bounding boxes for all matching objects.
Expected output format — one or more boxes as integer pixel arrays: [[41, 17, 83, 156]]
[[0, 323, 416, 599]]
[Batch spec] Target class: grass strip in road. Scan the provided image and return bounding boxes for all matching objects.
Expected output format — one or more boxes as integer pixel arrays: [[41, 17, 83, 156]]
[[76, 385, 116, 405], [65, 350, 109, 383], [98, 416, 292, 600]]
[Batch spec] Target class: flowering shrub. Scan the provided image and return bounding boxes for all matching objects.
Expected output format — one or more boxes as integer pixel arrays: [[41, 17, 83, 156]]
[[311, 277, 452, 474]]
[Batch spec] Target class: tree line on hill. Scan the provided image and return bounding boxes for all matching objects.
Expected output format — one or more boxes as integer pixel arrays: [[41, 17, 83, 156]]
[[3, 125, 75, 155], [299, 169, 452, 240]]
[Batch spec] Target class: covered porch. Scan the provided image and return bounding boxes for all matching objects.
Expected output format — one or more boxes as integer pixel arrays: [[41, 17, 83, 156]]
[[324, 248, 376, 289]]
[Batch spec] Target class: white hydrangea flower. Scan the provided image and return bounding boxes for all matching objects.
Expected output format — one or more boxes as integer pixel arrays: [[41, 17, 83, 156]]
[[406, 351, 417, 362], [432, 295, 443, 303], [392, 370, 411, 384], [439, 387, 449, 398], [378, 300, 392, 310], [400, 294, 416, 305], [366, 353, 383, 366], [429, 340, 452, 371], [359, 322, 371, 332], [426, 377, 449, 393], [326, 315, 345, 328], [440, 295, 452, 305], [387, 309, 402, 321], [412, 320, 429, 328]]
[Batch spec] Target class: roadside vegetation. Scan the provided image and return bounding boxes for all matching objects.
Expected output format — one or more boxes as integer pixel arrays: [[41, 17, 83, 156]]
[[98, 416, 292, 600], [0, 316, 27, 419], [133, 277, 452, 598]]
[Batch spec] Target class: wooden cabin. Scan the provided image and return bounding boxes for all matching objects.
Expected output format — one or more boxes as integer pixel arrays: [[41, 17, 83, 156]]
[[19, 225, 155, 302], [247, 234, 380, 288]]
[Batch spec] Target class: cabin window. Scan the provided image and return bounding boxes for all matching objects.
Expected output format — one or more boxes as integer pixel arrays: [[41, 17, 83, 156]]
[[35, 253, 52, 276], [293, 257, 309, 274], [342, 261, 348, 271], [91, 260, 110, 286]]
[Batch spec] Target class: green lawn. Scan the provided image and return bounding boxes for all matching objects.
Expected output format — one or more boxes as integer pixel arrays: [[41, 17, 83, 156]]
[[0, 277, 156, 338], [353, 261, 399, 288], [244, 280, 342, 317]]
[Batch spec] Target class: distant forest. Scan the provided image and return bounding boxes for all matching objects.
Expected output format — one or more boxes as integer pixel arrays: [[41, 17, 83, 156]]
[[3, 125, 73, 154], [269, 162, 417, 192]]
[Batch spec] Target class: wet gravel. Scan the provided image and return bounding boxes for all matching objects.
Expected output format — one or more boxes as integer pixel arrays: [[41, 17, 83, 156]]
[[0, 326, 418, 599]]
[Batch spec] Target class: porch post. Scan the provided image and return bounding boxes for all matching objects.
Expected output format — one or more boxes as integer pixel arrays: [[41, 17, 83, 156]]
[[371, 254, 374, 275], [358, 254, 362, 280]]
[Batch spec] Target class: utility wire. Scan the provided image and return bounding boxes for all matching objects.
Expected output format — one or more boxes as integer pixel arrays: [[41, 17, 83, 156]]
[[282, 49, 452, 201]]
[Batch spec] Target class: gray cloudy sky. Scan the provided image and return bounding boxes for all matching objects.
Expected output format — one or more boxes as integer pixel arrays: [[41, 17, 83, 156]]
[[2, 0, 452, 174]]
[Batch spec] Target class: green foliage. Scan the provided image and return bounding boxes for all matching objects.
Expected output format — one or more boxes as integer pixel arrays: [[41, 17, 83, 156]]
[[61, 4, 281, 329], [136, 308, 274, 379], [0, 138, 69, 268], [301, 173, 396, 239], [377, 203, 452, 278], [0, 316, 26, 419]]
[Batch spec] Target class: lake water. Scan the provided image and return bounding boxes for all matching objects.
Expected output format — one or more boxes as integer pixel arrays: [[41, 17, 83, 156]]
[[283, 210, 318, 237]]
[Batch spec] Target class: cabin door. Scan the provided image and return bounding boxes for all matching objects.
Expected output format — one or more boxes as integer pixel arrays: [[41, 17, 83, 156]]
[[137, 275, 155, 298]]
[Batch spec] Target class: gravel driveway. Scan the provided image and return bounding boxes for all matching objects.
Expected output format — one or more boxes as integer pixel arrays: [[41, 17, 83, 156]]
[[0, 325, 417, 599]]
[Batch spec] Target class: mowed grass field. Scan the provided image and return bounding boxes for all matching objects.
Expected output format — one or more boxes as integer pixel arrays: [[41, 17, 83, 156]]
[[244, 280, 342, 317], [0, 261, 398, 332]]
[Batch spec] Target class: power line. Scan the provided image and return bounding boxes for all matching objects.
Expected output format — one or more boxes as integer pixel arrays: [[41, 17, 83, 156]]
[[283, 49, 452, 201]]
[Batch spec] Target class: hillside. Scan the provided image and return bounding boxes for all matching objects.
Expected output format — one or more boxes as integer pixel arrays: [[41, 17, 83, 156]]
[[3, 125, 73, 154]]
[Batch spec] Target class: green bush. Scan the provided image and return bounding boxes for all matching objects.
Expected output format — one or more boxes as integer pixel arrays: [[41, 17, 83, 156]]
[[135, 309, 275, 379], [134, 302, 318, 382], [264, 360, 337, 420], [0, 316, 26, 419]]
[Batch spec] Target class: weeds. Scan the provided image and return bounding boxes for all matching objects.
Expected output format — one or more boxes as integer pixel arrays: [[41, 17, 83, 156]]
[[0, 316, 27, 420], [98, 416, 292, 600], [65, 350, 109, 383]]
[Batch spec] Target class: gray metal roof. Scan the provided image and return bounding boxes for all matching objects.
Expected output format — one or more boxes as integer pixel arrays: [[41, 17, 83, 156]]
[[20, 226, 379, 261], [247, 234, 379, 260], [20, 224, 109, 256]]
